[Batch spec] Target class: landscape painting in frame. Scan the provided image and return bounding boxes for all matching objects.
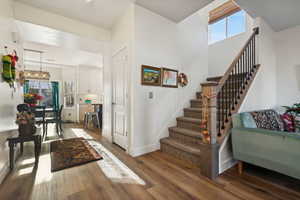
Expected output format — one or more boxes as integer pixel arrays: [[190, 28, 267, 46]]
[[141, 65, 161, 86], [162, 68, 178, 88]]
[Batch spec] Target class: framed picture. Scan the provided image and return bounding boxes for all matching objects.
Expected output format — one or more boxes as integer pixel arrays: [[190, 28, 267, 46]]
[[141, 65, 161, 86], [162, 68, 178, 88]]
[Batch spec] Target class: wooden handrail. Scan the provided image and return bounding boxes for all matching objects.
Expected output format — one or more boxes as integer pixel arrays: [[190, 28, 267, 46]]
[[217, 27, 259, 93], [215, 27, 260, 140]]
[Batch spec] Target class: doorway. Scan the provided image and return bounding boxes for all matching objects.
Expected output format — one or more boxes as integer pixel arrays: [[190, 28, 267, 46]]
[[112, 47, 128, 150]]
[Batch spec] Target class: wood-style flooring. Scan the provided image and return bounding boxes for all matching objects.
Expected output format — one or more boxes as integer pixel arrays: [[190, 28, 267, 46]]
[[0, 124, 299, 200]]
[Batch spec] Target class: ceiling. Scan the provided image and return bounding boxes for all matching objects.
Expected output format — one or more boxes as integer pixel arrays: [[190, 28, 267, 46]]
[[17, 21, 103, 68], [23, 42, 103, 69], [16, 20, 104, 53], [15, 0, 213, 28], [235, 0, 300, 31], [136, 0, 213, 22], [15, 0, 133, 29]]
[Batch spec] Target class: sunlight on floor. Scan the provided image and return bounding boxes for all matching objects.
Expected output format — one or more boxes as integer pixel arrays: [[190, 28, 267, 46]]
[[17, 166, 34, 176], [71, 128, 146, 185], [21, 158, 35, 165], [34, 155, 53, 185]]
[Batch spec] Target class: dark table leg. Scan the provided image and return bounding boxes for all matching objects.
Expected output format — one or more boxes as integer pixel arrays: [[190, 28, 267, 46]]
[[8, 142, 15, 170], [20, 142, 24, 155], [34, 136, 41, 164]]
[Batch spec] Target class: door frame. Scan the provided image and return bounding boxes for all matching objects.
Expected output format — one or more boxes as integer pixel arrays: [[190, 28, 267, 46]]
[[111, 45, 130, 152]]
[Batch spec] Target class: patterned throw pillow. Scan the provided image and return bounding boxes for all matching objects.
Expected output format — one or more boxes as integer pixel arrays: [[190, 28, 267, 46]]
[[280, 114, 296, 132], [251, 111, 273, 130], [250, 110, 284, 131], [265, 110, 285, 131]]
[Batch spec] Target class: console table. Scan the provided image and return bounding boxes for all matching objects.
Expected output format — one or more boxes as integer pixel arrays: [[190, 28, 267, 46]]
[[7, 134, 42, 170]]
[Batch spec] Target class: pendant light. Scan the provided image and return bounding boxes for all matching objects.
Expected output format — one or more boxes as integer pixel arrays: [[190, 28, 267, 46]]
[[24, 49, 51, 80]]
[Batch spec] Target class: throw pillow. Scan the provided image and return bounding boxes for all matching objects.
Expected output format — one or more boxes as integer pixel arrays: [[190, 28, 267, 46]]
[[241, 113, 257, 128], [280, 114, 296, 132], [251, 110, 284, 131], [251, 111, 272, 130]]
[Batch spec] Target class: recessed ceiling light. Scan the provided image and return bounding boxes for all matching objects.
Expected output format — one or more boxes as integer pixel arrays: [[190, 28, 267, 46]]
[[85, 0, 93, 3]]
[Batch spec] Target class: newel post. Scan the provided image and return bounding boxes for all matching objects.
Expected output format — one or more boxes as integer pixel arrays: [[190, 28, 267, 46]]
[[200, 82, 218, 144], [200, 82, 219, 179]]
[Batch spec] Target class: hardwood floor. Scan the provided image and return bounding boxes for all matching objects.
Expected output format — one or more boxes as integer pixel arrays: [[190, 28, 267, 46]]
[[0, 124, 299, 200]]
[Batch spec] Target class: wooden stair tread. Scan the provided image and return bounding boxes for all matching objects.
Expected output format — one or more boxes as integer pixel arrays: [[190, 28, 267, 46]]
[[160, 138, 201, 156], [190, 99, 202, 103], [201, 81, 219, 87], [184, 107, 202, 112], [206, 76, 223, 82], [169, 127, 202, 139], [176, 117, 201, 124]]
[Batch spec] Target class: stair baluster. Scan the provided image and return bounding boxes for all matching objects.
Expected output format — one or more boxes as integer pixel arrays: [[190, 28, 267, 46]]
[[216, 27, 259, 141]]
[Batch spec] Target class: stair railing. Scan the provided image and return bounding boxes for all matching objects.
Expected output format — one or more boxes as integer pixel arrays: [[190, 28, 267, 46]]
[[201, 27, 260, 145], [216, 27, 259, 141]]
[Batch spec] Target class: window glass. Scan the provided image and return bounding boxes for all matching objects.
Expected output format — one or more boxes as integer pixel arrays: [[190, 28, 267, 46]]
[[208, 10, 246, 44], [228, 10, 246, 37], [25, 80, 55, 107], [209, 18, 226, 44]]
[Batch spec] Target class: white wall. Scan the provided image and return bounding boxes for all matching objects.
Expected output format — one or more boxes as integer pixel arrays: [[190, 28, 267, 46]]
[[0, 0, 23, 184], [240, 18, 277, 111], [13, 2, 110, 42], [275, 25, 300, 107], [131, 5, 182, 156], [207, 0, 255, 77], [130, 5, 209, 156], [176, 7, 209, 126]]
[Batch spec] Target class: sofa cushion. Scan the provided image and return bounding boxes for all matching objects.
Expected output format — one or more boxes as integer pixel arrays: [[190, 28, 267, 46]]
[[280, 113, 296, 132], [250, 110, 284, 131], [241, 113, 257, 128]]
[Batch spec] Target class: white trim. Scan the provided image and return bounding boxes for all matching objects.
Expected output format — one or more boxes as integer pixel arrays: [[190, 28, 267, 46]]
[[220, 157, 237, 174], [0, 162, 10, 184], [112, 45, 127, 57], [129, 143, 160, 157]]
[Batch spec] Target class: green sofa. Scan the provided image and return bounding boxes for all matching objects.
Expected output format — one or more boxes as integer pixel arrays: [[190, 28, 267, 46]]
[[231, 109, 300, 180]]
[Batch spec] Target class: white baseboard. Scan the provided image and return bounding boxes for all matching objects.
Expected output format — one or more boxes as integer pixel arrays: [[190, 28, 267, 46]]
[[0, 162, 10, 184], [219, 157, 238, 174], [130, 143, 160, 157]]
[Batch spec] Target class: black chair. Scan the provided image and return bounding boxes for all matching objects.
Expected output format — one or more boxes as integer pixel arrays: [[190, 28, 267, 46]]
[[93, 104, 103, 129], [31, 106, 46, 137], [45, 105, 63, 138], [17, 104, 30, 112]]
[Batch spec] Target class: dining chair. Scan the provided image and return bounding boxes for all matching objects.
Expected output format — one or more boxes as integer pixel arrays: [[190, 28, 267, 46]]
[[31, 106, 46, 137], [45, 105, 64, 138]]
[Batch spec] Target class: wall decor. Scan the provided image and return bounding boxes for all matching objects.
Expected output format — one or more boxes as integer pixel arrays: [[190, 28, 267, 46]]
[[141, 65, 161, 86], [178, 73, 188, 87], [2, 48, 18, 88], [162, 68, 178, 88], [64, 81, 75, 108]]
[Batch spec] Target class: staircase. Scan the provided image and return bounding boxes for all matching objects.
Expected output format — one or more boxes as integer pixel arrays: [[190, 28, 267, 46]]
[[160, 76, 222, 166], [160, 27, 260, 178]]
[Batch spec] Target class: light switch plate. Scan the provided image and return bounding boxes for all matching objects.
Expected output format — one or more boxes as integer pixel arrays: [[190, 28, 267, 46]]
[[149, 91, 154, 99]]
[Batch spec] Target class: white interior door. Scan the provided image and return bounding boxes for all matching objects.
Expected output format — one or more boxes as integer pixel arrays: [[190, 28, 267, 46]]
[[112, 47, 128, 150]]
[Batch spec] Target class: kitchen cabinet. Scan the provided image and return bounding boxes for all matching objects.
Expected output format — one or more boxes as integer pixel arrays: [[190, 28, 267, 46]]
[[78, 67, 102, 95]]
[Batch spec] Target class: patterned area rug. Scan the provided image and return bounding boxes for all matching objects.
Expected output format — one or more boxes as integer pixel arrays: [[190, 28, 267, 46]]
[[50, 137, 103, 172]]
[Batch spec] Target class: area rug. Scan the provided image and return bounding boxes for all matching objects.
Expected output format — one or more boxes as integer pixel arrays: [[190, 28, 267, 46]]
[[50, 137, 103, 172]]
